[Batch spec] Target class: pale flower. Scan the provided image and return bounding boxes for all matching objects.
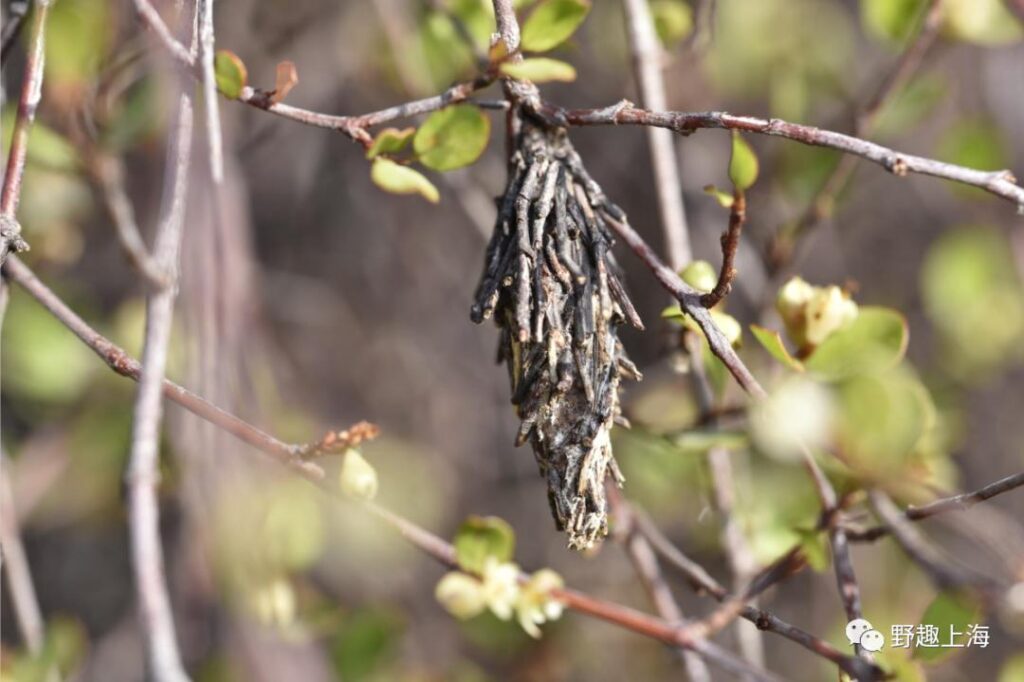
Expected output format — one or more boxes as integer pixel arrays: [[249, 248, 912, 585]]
[[515, 568, 565, 638], [804, 286, 858, 346], [338, 449, 378, 501], [435, 572, 486, 620], [480, 558, 521, 621]]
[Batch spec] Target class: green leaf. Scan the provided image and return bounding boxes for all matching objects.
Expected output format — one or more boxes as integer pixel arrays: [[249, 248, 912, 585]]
[[413, 105, 490, 171], [670, 429, 748, 455], [46, 0, 111, 86], [1, 108, 80, 171], [370, 158, 440, 203], [750, 325, 805, 371], [860, 0, 927, 44], [366, 127, 416, 160], [651, 0, 693, 47], [520, 0, 591, 52], [943, 0, 1023, 46], [214, 50, 248, 99], [702, 184, 734, 208], [454, 516, 516, 574], [913, 591, 980, 662], [795, 528, 829, 572], [728, 131, 759, 190], [331, 608, 403, 682], [805, 307, 908, 380], [680, 260, 717, 293], [500, 57, 577, 82], [936, 119, 1009, 199]]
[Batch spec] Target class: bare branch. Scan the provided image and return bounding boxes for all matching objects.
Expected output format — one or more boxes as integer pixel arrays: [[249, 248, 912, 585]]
[[700, 190, 745, 308], [88, 153, 169, 287], [610, 488, 711, 681], [867, 490, 1000, 592], [1, 0, 55, 263], [545, 102, 1024, 208], [770, 0, 945, 268], [622, 0, 692, 268], [125, 92, 194, 682], [198, 0, 223, 184]]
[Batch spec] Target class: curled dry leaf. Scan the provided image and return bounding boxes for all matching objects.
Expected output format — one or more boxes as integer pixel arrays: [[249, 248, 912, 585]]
[[270, 60, 299, 104]]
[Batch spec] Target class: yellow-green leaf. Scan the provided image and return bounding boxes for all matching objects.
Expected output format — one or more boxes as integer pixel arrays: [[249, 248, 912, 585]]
[[520, 0, 591, 52], [651, 0, 693, 46], [214, 50, 248, 99], [750, 325, 805, 371], [913, 591, 980, 662], [413, 105, 490, 171], [499, 57, 577, 82], [860, 0, 926, 44], [680, 260, 717, 293], [366, 127, 417, 160], [454, 516, 516, 574], [370, 158, 439, 203], [943, 0, 1022, 46], [703, 184, 735, 208], [805, 307, 908, 380], [728, 131, 759, 190]]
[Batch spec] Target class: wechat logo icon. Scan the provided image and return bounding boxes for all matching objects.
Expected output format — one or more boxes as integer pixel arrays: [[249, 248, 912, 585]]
[[846, 618, 885, 652]]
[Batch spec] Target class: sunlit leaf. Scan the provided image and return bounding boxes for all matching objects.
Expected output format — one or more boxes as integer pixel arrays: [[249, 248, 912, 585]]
[[214, 50, 248, 99], [370, 158, 440, 203], [413, 105, 490, 171], [651, 0, 693, 47], [750, 325, 805, 371], [913, 591, 980, 662], [728, 131, 759, 190], [670, 429, 748, 455], [499, 57, 577, 82], [454, 516, 516, 574], [943, 0, 1022, 45], [366, 127, 416, 160], [520, 0, 590, 52], [703, 184, 734, 208], [271, 60, 299, 104], [680, 260, 717, 293], [860, 0, 926, 44], [805, 307, 908, 380]]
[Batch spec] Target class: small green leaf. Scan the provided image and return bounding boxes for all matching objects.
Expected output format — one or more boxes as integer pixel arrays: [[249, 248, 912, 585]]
[[805, 307, 908, 380], [750, 325, 805, 371], [671, 429, 748, 455], [860, 0, 926, 44], [499, 58, 577, 83], [795, 528, 829, 572], [454, 516, 516, 574], [413, 105, 490, 171], [366, 127, 416, 160], [702, 184, 734, 208], [660, 305, 687, 322], [520, 0, 591, 52], [913, 591, 980, 662], [370, 158, 440, 203], [651, 0, 693, 47], [680, 260, 717, 293], [214, 50, 248, 99], [728, 131, 759, 190]]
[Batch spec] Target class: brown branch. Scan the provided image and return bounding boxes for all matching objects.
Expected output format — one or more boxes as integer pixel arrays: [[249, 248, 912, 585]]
[[600, 211, 766, 397], [609, 488, 711, 681], [622, 0, 692, 269], [543, 101, 1024, 208], [1, 0, 55, 264], [700, 190, 745, 308], [3, 256, 782, 681], [632, 512, 883, 681], [769, 0, 945, 269], [295, 421, 381, 459]]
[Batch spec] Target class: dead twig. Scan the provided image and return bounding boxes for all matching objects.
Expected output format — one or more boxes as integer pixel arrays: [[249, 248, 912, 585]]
[[700, 190, 745, 308]]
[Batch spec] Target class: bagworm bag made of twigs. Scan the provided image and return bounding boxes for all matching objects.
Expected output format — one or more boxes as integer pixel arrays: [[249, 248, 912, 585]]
[[472, 117, 643, 550]]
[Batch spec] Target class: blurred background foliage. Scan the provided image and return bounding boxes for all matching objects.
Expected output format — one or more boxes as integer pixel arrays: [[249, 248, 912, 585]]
[[2, 0, 1024, 680]]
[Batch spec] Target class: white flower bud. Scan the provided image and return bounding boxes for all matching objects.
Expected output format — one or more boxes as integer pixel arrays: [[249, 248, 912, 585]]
[[480, 558, 521, 621], [338, 449, 378, 501], [435, 572, 487, 620], [804, 286, 858, 346]]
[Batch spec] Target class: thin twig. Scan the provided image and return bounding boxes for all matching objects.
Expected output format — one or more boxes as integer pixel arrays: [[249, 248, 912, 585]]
[[622, 0, 692, 269], [610, 488, 711, 681], [88, 153, 168, 287], [543, 101, 1024, 208], [847, 471, 1024, 541], [867, 489, 999, 592], [700, 190, 745, 308], [632, 512, 883, 681], [769, 0, 946, 269], [126, 92, 194, 682], [197, 0, 223, 184], [1, 0, 55, 264], [600, 212, 766, 397]]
